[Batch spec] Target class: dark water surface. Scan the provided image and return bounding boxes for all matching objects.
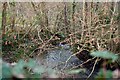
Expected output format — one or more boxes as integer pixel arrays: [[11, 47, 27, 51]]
[[35, 48, 98, 78]]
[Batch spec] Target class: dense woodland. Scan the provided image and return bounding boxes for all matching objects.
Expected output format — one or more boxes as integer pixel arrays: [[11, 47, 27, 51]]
[[0, 1, 120, 79]]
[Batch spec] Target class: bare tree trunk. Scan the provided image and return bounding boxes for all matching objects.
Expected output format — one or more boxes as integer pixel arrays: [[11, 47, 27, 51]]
[[71, 1, 75, 29], [12, 4, 16, 32], [64, 2, 68, 34], [45, 10, 48, 27], [41, 2, 49, 28], [81, 1, 87, 40], [70, 1, 76, 44], [116, 2, 120, 53], [2, 2, 7, 36], [118, 2, 120, 42], [89, 2, 93, 37]]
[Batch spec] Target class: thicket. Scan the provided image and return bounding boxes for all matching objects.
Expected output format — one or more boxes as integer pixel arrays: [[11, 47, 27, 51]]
[[0, 2, 120, 79]]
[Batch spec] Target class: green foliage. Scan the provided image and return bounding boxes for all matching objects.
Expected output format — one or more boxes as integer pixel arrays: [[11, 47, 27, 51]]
[[0, 10, 2, 28], [55, 33, 66, 40], [90, 50, 118, 61], [0, 59, 2, 79], [90, 50, 119, 79], [59, 33, 65, 37], [96, 68, 113, 78], [2, 58, 50, 78], [72, 43, 80, 53], [67, 69, 86, 74], [9, 2, 15, 7], [40, 29, 53, 40], [2, 63, 12, 78], [72, 2, 76, 10], [13, 60, 26, 76], [1, 52, 4, 55]]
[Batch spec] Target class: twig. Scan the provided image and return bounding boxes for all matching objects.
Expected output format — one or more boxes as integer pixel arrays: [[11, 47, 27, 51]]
[[29, 26, 67, 57], [68, 57, 96, 71], [87, 57, 98, 79], [37, 28, 44, 43], [61, 48, 84, 71], [52, 62, 65, 69]]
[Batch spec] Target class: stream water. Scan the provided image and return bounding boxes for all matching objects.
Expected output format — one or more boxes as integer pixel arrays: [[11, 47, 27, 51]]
[[35, 47, 98, 78]]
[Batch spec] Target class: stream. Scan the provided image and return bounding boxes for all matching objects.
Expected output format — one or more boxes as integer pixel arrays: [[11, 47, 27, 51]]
[[35, 46, 98, 78]]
